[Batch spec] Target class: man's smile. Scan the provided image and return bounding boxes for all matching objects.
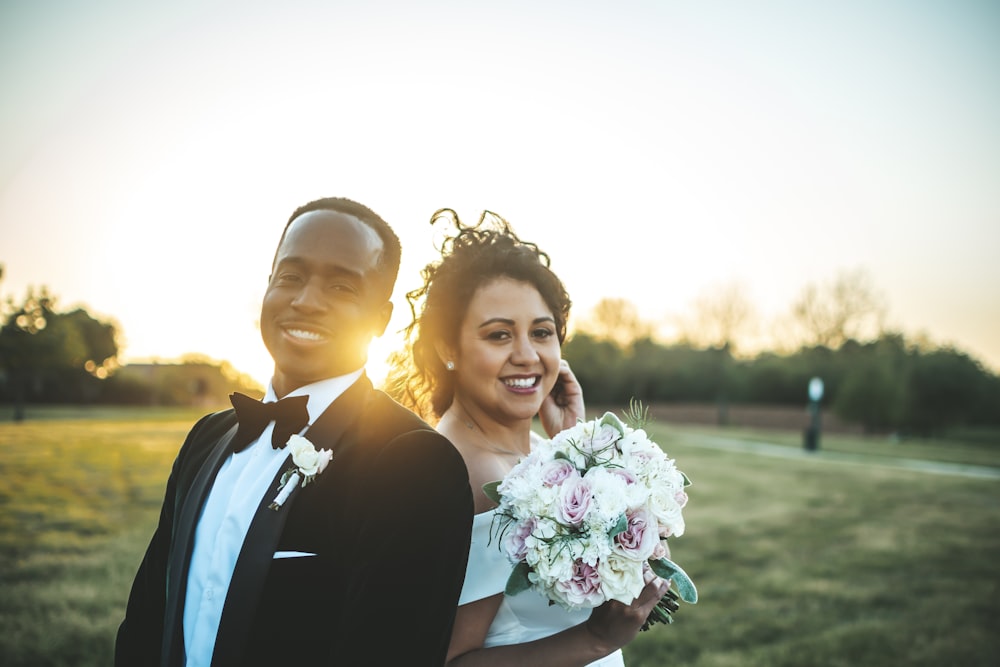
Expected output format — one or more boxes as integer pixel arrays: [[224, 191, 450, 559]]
[[280, 322, 332, 344]]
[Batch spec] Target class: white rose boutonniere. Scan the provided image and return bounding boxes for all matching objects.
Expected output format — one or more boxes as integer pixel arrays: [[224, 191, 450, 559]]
[[269, 434, 333, 511]]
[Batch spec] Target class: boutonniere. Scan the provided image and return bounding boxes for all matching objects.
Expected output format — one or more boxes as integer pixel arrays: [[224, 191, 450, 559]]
[[268, 434, 333, 511]]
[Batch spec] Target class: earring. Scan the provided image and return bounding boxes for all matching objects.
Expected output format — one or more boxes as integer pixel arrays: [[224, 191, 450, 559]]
[[445, 361, 455, 371]]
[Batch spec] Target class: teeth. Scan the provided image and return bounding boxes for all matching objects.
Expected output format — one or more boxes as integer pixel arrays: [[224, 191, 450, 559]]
[[287, 328, 324, 341], [504, 377, 536, 388]]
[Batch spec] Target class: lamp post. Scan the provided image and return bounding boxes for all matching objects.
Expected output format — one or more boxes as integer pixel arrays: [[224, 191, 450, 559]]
[[804, 376, 824, 451]]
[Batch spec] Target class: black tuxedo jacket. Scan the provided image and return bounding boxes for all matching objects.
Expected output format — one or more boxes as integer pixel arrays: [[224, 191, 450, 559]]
[[115, 376, 473, 666]]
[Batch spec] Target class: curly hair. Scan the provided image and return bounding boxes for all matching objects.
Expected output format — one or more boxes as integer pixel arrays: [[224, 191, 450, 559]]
[[388, 208, 572, 421]]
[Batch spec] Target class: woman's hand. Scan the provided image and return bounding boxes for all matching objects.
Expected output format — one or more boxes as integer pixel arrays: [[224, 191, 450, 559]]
[[539, 359, 585, 438], [583, 565, 672, 653]]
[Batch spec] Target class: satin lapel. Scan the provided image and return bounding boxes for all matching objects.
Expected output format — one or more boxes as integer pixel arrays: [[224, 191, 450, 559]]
[[302, 374, 372, 458], [210, 376, 372, 667], [161, 422, 239, 667]]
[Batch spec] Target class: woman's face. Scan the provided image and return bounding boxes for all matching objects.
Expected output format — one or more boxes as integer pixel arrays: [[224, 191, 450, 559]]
[[449, 277, 561, 426]]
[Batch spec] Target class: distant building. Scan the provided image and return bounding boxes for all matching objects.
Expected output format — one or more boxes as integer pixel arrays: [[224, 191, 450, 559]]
[[108, 360, 263, 407]]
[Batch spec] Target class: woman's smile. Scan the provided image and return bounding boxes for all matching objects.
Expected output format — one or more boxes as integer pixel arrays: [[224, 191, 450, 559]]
[[501, 375, 541, 392]]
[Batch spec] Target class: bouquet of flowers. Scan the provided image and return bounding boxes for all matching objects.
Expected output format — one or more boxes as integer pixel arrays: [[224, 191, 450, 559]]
[[485, 402, 697, 629]]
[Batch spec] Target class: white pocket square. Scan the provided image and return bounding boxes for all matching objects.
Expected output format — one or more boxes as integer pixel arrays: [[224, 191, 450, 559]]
[[273, 550, 317, 559]]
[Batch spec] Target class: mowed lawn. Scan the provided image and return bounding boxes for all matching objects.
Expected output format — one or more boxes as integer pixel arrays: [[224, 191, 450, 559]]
[[1, 407, 998, 666]]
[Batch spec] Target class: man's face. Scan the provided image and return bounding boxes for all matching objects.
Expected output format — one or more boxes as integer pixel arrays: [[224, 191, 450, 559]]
[[261, 209, 393, 397]]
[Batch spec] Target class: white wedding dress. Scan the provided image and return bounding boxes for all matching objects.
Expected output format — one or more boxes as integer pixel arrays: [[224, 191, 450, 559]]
[[459, 509, 626, 666]]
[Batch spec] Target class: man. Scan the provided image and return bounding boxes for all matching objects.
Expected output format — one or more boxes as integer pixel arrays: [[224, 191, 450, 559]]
[[116, 197, 474, 666]]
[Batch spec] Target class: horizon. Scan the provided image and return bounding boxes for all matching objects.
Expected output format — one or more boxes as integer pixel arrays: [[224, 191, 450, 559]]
[[27, 280, 997, 393]]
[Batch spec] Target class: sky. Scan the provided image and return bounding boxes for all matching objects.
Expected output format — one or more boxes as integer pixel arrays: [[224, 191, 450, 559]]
[[2, 0, 998, 387]]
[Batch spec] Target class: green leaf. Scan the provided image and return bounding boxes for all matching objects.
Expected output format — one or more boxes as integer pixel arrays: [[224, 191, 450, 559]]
[[599, 411, 625, 434], [609, 514, 629, 539], [505, 561, 532, 597], [650, 557, 698, 604], [650, 557, 676, 579], [483, 480, 502, 504], [681, 471, 692, 487]]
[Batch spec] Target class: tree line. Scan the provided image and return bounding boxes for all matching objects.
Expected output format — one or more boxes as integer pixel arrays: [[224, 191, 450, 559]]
[[565, 270, 999, 437], [564, 332, 1000, 437], [2, 273, 997, 435], [0, 283, 260, 419]]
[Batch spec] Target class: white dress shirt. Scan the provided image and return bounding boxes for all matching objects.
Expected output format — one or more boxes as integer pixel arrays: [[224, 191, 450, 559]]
[[182, 370, 362, 667]]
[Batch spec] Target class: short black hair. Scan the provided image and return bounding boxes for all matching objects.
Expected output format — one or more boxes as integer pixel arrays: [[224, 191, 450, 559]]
[[276, 196, 402, 300]]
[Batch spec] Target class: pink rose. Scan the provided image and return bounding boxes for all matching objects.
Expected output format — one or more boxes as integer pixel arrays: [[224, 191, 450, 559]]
[[557, 476, 593, 526], [504, 518, 536, 563], [541, 459, 577, 487], [674, 490, 688, 509], [554, 559, 604, 607], [582, 424, 619, 453], [613, 509, 659, 560]]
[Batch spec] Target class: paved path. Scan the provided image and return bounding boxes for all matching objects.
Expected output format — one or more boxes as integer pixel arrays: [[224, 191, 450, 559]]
[[683, 433, 1000, 480]]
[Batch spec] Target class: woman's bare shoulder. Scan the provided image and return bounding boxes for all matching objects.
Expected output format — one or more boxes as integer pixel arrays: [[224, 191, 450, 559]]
[[452, 441, 508, 514]]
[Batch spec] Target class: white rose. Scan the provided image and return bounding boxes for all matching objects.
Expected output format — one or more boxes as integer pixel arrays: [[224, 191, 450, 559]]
[[648, 485, 686, 537], [597, 553, 646, 604], [287, 434, 322, 476]]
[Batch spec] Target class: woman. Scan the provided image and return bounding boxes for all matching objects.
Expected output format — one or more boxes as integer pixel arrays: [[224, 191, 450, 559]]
[[395, 209, 671, 666]]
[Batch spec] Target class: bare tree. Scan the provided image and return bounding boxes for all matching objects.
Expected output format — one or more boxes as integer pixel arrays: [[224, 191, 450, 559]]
[[790, 267, 887, 348], [578, 297, 652, 348], [677, 282, 758, 352]]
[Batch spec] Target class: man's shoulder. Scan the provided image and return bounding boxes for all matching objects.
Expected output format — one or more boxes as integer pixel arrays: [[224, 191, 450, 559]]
[[192, 406, 238, 435], [360, 391, 457, 454], [364, 389, 435, 431], [177, 407, 237, 453], [358, 392, 471, 493]]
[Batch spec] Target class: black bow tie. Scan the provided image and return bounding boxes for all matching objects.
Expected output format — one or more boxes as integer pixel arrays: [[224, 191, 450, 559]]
[[229, 392, 310, 452]]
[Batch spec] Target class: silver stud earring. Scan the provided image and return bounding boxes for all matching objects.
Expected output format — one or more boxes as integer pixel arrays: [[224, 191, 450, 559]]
[[445, 361, 455, 371]]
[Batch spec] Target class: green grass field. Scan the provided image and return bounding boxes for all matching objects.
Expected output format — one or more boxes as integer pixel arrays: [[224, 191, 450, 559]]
[[1, 407, 997, 666]]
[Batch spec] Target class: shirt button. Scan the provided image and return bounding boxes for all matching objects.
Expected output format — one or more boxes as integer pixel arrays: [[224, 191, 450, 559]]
[[206, 587, 214, 600]]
